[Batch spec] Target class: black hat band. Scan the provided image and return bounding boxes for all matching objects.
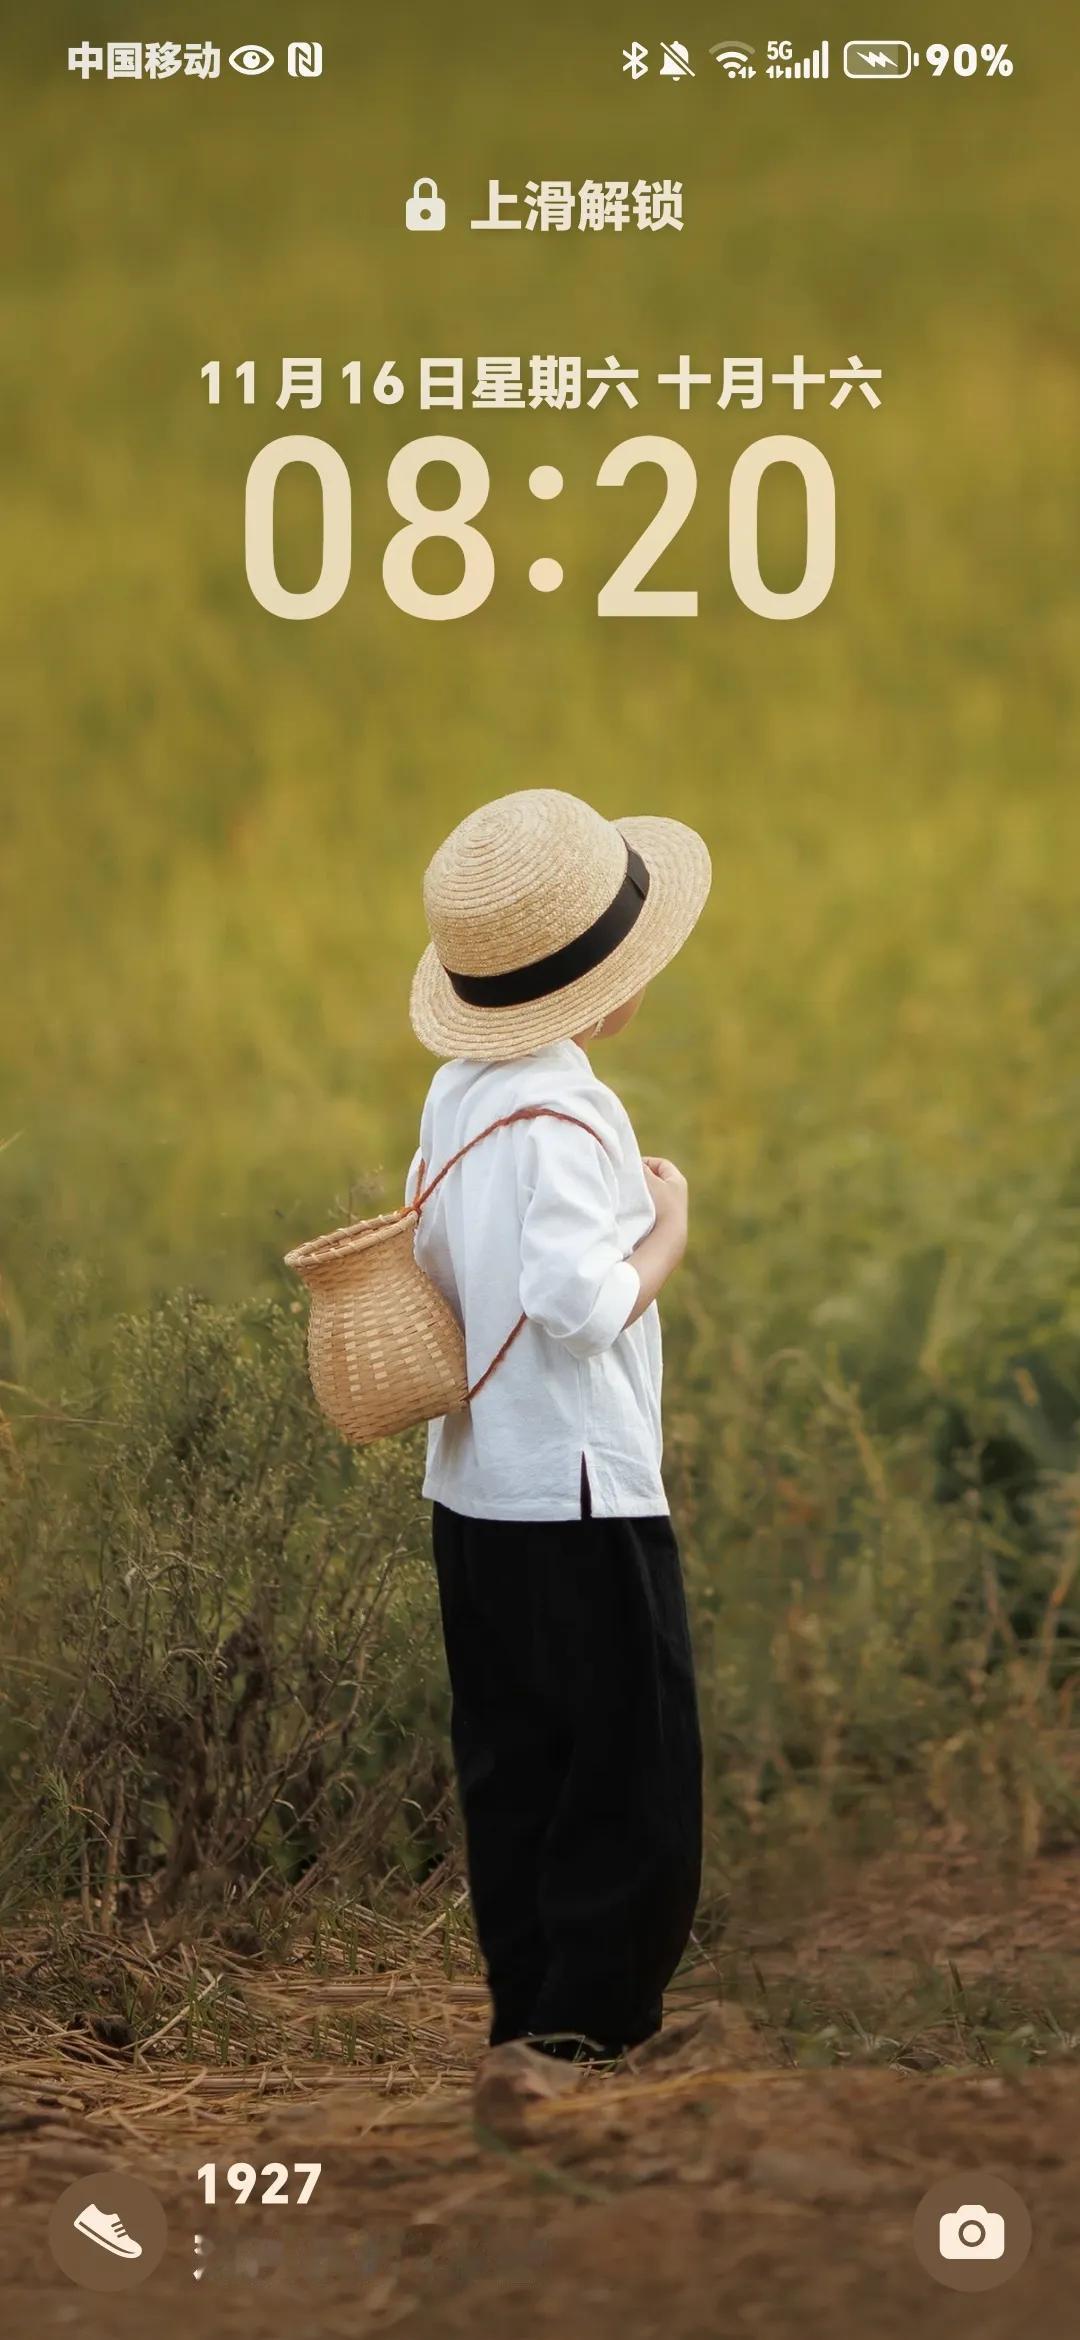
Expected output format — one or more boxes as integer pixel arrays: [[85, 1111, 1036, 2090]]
[[443, 845, 651, 1009]]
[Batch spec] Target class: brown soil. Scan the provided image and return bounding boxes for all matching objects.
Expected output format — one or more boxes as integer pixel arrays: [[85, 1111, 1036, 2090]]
[[2, 1853, 1079, 2338]]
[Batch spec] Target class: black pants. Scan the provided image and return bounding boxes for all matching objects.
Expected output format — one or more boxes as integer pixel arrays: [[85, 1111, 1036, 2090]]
[[432, 1501, 703, 2061]]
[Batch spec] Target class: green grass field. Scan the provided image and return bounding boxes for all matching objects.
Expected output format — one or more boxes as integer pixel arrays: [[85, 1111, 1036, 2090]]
[[3, 2, 1080, 1923]]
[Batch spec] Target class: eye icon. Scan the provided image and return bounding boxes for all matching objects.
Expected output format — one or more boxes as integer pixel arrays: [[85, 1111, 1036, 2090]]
[[229, 44, 274, 75]]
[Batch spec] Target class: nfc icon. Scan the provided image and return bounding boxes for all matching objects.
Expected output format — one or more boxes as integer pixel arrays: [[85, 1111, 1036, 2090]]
[[287, 41, 323, 77]]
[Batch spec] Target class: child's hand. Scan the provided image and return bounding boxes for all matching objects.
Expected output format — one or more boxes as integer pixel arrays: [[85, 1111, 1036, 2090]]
[[624, 1160, 690, 1323], [642, 1158, 689, 1248]]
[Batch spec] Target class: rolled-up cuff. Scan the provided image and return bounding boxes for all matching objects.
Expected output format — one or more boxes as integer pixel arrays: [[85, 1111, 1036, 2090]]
[[563, 1261, 640, 1360]]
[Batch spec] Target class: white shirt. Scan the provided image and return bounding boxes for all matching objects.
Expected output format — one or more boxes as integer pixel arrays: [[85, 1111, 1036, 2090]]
[[404, 1041, 666, 1521]]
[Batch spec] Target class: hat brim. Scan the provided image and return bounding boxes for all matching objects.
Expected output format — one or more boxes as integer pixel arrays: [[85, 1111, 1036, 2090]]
[[409, 815, 711, 1061]]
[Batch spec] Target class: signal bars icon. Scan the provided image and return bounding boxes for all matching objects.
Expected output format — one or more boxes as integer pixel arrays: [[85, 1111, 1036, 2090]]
[[709, 40, 756, 78], [767, 39, 830, 77]]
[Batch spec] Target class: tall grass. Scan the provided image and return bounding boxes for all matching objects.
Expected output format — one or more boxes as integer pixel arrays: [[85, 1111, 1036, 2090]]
[[1, 1287, 1078, 1929], [0, 1293, 448, 1928]]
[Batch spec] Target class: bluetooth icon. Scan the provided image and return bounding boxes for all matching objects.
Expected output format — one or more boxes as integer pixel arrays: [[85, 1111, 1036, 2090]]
[[623, 41, 649, 78]]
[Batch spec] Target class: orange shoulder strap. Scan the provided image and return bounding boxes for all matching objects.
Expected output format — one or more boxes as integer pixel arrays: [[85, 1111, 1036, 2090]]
[[411, 1105, 607, 1403], [412, 1104, 603, 1213]]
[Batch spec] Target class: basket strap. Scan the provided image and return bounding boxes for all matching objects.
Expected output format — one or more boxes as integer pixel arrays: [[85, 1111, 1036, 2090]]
[[412, 1106, 602, 1213], [412, 1107, 607, 1404], [467, 1310, 529, 1401]]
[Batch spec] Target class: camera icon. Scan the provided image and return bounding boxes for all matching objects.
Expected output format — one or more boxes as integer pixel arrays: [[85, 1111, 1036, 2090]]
[[938, 2205, 1006, 2261]]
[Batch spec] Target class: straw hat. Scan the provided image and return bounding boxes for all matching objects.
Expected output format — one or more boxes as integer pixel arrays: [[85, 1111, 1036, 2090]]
[[410, 789, 711, 1060]]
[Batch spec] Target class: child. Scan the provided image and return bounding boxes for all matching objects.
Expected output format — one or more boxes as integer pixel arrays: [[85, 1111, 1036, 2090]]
[[405, 787, 711, 2071]]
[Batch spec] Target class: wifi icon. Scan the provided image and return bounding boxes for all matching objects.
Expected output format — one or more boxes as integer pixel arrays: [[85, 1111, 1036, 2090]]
[[709, 39, 756, 77]]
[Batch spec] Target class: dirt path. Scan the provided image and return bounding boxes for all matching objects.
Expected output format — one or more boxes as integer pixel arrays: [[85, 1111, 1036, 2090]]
[[4, 1853, 1080, 2336], [3, 2011, 1079, 2338]]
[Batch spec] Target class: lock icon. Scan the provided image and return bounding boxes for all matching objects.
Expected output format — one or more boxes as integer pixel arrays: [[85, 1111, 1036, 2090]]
[[405, 177, 446, 233]]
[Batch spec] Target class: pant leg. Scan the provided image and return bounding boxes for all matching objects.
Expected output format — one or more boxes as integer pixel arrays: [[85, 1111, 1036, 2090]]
[[528, 1513, 703, 2060], [432, 1502, 570, 2046]]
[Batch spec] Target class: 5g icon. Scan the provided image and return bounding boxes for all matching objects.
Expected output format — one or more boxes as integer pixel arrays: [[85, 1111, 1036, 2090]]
[[288, 41, 323, 76]]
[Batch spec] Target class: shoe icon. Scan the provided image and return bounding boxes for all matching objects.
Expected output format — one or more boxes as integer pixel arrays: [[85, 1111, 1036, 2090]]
[[72, 2204, 143, 2259]]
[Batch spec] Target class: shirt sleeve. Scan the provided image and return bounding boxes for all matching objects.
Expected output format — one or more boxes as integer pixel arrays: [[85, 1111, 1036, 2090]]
[[516, 1115, 641, 1361], [404, 1145, 424, 1208]]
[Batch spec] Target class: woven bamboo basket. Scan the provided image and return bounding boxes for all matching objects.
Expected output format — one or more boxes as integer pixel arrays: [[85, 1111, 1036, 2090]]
[[284, 1203, 468, 1445]]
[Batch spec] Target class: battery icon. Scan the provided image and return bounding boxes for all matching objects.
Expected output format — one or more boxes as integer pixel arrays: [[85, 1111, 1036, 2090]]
[[844, 40, 912, 77]]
